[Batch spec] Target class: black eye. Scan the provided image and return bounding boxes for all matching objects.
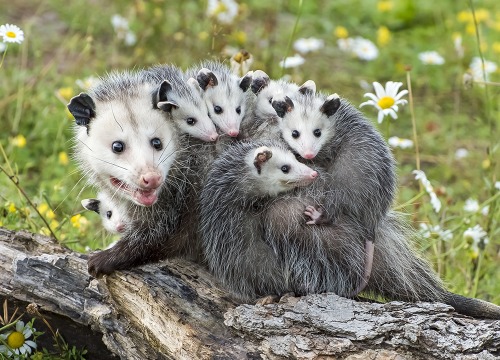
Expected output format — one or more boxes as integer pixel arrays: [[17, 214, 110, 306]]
[[106, 211, 112, 219], [281, 165, 290, 173], [112, 141, 125, 153], [186, 117, 197, 125], [236, 106, 241, 115], [292, 130, 300, 138], [214, 105, 223, 114], [151, 138, 162, 150], [313, 129, 322, 137], [268, 97, 272, 104]]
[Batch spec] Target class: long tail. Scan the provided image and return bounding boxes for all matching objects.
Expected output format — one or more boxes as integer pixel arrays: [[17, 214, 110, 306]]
[[367, 211, 500, 319]]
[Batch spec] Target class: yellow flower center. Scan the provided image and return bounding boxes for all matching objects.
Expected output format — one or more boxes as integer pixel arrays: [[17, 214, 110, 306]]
[[6, 31, 16, 38], [378, 96, 395, 109], [7, 331, 25, 349]]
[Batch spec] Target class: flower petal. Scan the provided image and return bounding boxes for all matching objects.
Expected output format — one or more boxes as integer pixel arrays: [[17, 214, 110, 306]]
[[377, 110, 385, 123], [363, 93, 380, 102], [373, 82, 386, 98]]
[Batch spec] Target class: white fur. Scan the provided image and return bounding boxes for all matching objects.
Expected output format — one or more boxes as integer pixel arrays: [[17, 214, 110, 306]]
[[254, 80, 299, 121], [75, 83, 178, 206]]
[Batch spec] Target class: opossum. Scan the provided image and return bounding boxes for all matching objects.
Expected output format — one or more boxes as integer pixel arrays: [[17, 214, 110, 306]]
[[68, 70, 192, 277], [81, 191, 130, 234], [187, 60, 252, 138], [141, 64, 219, 142], [269, 92, 500, 319], [199, 140, 319, 300]]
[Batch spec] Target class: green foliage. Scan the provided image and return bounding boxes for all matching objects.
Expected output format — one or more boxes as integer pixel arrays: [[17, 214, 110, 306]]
[[0, 0, 498, 304]]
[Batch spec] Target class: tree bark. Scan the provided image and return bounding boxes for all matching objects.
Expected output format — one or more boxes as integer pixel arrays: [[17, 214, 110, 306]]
[[0, 227, 499, 360]]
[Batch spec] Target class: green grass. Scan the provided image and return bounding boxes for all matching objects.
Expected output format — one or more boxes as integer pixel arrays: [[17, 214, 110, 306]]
[[1, 0, 499, 306]]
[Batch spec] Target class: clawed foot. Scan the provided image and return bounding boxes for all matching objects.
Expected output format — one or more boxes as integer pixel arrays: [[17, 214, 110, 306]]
[[88, 250, 117, 278], [304, 205, 323, 225], [255, 295, 279, 306]]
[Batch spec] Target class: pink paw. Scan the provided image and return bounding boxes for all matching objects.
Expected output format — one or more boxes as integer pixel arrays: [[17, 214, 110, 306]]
[[304, 205, 323, 225]]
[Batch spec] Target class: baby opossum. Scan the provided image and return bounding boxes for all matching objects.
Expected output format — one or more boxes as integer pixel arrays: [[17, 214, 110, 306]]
[[199, 140, 319, 300], [68, 70, 192, 277], [187, 60, 253, 138], [269, 92, 500, 319], [81, 191, 130, 234]]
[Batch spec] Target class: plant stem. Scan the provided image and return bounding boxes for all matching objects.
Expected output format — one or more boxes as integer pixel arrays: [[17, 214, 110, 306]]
[[280, 0, 303, 77], [471, 251, 483, 298], [406, 68, 420, 172], [0, 45, 7, 69]]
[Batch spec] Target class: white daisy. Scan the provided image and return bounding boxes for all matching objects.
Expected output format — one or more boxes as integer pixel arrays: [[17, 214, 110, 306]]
[[0, 24, 24, 44], [463, 198, 479, 213], [279, 54, 305, 69], [419, 223, 452, 241], [413, 170, 441, 213], [453, 35, 464, 58], [293, 37, 324, 54], [0, 320, 37, 356], [124, 31, 136, 46], [351, 37, 379, 61], [360, 81, 408, 124], [388, 136, 413, 149], [418, 51, 445, 65], [111, 15, 129, 36], [454, 148, 469, 159], [337, 37, 354, 52], [495, 181, 500, 191], [463, 224, 489, 255], [470, 57, 497, 82], [207, 0, 239, 24]]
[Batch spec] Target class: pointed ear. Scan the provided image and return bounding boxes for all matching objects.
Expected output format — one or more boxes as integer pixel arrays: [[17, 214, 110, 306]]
[[155, 80, 179, 112], [251, 70, 270, 94], [298, 80, 316, 96], [253, 146, 273, 175], [239, 71, 253, 92], [197, 68, 218, 90], [67, 93, 96, 127], [320, 94, 341, 117], [187, 77, 202, 95], [81, 198, 100, 214], [271, 96, 294, 118]]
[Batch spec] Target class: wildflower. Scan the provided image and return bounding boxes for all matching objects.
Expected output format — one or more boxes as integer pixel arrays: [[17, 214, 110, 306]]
[[124, 31, 136, 46], [419, 223, 453, 241], [470, 57, 498, 82], [57, 87, 74, 102], [206, 0, 239, 24], [377, 26, 391, 47], [463, 198, 480, 213], [453, 33, 464, 58], [50, 219, 60, 230], [198, 31, 209, 41], [230, 49, 253, 76], [0, 320, 37, 356], [495, 181, 500, 191], [493, 42, 500, 54], [59, 151, 69, 166], [11, 134, 27, 148], [0, 24, 24, 44], [334, 26, 348, 39], [377, 0, 393, 12], [457, 11, 473, 23], [37, 203, 49, 214], [111, 14, 129, 35], [293, 37, 324, 54], [418, 51, 445, 65], [464, 224, 489, 258], [8, 202, 16, 213], [413, 170, 442, 213], [474, 8, 490, 23], [455, 148, 469, 159], [279, 54, 305, 69], [71, 214, 89, 231], [360, 81, 408, 124], [337, 37, 354, 52], [388, 136, 413, 149], [481, 205, 489, 216], [351, 37, 378, 61]]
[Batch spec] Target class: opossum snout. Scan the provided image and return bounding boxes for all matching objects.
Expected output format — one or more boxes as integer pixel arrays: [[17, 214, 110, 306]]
[[228, 129, 239, 137], [209, 132, 219, 141], [140, 172, 162, 189], [309, 170, 318, 179], [303, 152, 316, 160]]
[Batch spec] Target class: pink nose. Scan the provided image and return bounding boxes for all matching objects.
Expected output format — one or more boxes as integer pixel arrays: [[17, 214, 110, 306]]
[[303, 152, 315, 159], [141, 172, 162, 189], [310, 171, 318, 179], [116, 223, 125, 233], [228, 129, 239, 137], [210, 133, 219, 141]]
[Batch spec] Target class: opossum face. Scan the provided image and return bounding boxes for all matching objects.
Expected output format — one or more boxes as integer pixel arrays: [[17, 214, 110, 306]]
[[248, 145, 318, 197], [81, 192, 129, 233], [197, 68, 252, 137], [273, 94, 341, 160], [156, 79, 219, 142], [69, 85, 178, 207]]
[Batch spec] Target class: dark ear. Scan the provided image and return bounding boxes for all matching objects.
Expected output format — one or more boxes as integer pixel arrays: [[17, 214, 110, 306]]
[[298, 80, 316, 96], [253, 146, 273, 175], [67, 93, 96, 126], [155, 80, 179, 112], [271, 96, 294, 118], [197, 68, 218, 91], [251, 70, 270, 94], [81, 198, 100, 214], [239, 71, 253, 92], [320, 94, 341, 117]]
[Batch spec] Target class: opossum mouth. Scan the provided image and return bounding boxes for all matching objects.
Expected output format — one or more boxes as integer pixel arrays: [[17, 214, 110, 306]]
[[110, 177, 159, 206], [281, 179, 316, 188]]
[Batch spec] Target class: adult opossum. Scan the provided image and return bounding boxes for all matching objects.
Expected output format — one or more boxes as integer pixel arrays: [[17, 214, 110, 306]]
[[68, 70, 192, 277], [199, 140, 319, 300]]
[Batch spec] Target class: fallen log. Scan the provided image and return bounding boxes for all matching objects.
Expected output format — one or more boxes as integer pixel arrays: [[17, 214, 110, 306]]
[[0, 227, 499, 359]]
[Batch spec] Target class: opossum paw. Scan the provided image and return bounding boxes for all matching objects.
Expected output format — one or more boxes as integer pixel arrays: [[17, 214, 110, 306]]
[[304, 205, 323, 224], [278, 292, 296, 303], [88, 250, 116, 278], [255, 295, 279, 306]]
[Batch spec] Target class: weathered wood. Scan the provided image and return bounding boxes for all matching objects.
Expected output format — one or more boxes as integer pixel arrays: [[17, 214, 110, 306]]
[[1, 227, 499, 359]]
